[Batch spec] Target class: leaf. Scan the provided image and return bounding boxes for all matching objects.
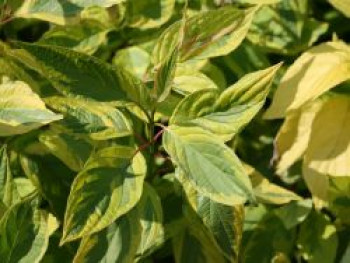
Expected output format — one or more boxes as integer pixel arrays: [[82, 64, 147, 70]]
[[245, 164, 301, 205], [154, 46, 179, 103], [0, 146, 18, 207], [163, 126, 254, 206], [126, 0, 176, 29], [170, 64, 281, 141], [302, 165, 329, 209], [242, 213, 295, 263], [297, 211, 338, 263], [173, 67, 218, 95], [39, 23, 110, 55], [0, 77, 62, 137], [304, 95, 350, 177], [20, 154, 74, 219], [274, 99, 325, 174], [0, 198, 57, 263], [153, 6, 256, 63], [329, 0, 350, 17], [182, 179, 244, 261], [113, 47, 151, 80], [9, 42, 152, 110], [274, 199, 312, 229], [73, 208, 141, 263], [39, 130, 93, 172], [328, 176, 350, 224], [61, 145, 146, 244], [172, 223, 226, 263], [265, 41, 350, 119], [247, 0, 328, 55], [136, 183, 164, 259], [15, 0, 125, 25], [44, 96, 133, 140], [73, 183, 164, 262]]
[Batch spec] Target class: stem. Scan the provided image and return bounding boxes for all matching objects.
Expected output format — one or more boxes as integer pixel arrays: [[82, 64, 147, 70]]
[[147, 110, 156, 180]]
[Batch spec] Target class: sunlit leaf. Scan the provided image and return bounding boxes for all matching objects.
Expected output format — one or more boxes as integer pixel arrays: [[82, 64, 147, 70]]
[[0, 77, 62, 137], [164, 126, 254, 205], [265, 41, 350, 119]]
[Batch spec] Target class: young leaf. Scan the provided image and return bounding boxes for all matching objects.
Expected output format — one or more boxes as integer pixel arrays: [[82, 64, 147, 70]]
[[153, 6, 257, 63], [61, 146, 146, 244], [163, 126, 254, 206], [265, 41, 350, 119], [44, 96, 133, 140], [170, 64, 281, 141], [0, 198, 58, 263], [0, 77, 62, 137]]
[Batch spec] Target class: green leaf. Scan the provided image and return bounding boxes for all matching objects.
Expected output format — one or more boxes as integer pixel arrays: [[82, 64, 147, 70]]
[[304, 95, 350, 177], [297, 211, 338, 263], [154, 46, 179, 103], [73, 207, 141, 263], [329, 0, 350, 17], [0, 77, 62, 137], [170, 64, 281, 141], [39, 23, 110, 55], [274, 199, 312, 229], [39, 130, 93, 172], [126, 0, 176, 29], [248, 0, 328, 55], [15, 0, 125, 25], [242, 213, 295, 263], [265, 41, 350, 119], [328, 176, 350, 224], [0, 146, 19, 207], [172, 223, 226, 263], [136, 183, 164, 259], [61, 145, 146, 244], [153, 6, 256, 63], [20, 154, 74, 219], [73, 183, 164, 262], [9, 42, 152, 110], [163, 126, 254, 205], [0, 198, 57, 263], [44, 96, 133, 140], [182, 179, 244, 261]]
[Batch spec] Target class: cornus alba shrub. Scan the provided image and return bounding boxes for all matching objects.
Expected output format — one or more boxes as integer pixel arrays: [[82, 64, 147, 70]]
[[0, 0, 350, 262]]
